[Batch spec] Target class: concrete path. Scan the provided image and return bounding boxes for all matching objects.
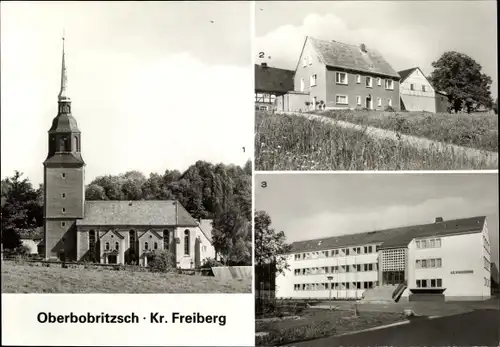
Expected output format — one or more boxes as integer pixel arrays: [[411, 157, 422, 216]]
[[285, 309, 500, 347], [285, 112, 498, 168]]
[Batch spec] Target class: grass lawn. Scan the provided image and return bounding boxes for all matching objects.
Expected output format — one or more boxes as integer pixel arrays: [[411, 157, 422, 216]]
[[255, 111, 495, 170], [321, 109, 498, 152], [1, 261, 251, 293], [255, 308, 406, 346]]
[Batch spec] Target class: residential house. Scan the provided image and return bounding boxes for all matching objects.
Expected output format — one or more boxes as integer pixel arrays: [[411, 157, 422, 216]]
[[254, 63, 295, 111], [399, 67, 450, 113], [293, 36, 400, 111], [43, 38, 216, 268], [19, 228, 44, 254]]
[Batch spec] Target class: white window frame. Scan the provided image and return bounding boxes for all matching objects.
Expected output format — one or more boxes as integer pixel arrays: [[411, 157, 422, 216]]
[[410, 83, 415, 91], [366, 76, 373, 88], [356, 96, 361, 105], [385, 79, 394, 90], [388, 98, 392, 107], [308, 55, 312, 65], [356, 75, 361, 83], [422, 85, 426, 92], [336, 72, 348, 85], [303, 57, 307, 67], [310, 74, 317, 87], [377, 97, 382, 107], [336, 95, 348, 105], [377, 77, 382, 86]]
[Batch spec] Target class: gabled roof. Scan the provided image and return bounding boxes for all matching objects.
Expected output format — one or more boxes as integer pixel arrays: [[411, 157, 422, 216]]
[[139, 229, 163, 239], [76, 200, 198, 227], [100, 229, 125, 239], [398, 67, 419, 83], [306, 36, 400, 78], [198, 219, 213, 243], [289, 216, 486, 254], [255, 64, 295, 94]]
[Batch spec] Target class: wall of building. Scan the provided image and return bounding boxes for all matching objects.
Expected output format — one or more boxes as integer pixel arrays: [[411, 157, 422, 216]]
[[276, 246, 380, 299], [407, 230, 489, 300], [277, 92, 312, 112], [400, 69, 436, 112], [435, 92, 450, 113], [195, 227, 215, 266], [325, 68, 400, 111], [294, 39, 327, 106], [45, 219, 77, 260], [45, 166, 85, 219]]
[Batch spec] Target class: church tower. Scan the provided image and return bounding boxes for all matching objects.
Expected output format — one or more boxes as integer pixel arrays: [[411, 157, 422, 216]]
[[43, 36, 85, 261]]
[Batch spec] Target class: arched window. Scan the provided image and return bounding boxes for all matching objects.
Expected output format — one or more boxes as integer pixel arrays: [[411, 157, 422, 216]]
[[58, 138, 65, 152], [129, 230, 136, 251], [144, 242, 149, 251], [72, 136, 78, 152], [154, 242, 158, 250], [163, 230, 169, 250], [115, 242, 119, 251], [105, 242, 110, 251], [184, 229, 190, 255]]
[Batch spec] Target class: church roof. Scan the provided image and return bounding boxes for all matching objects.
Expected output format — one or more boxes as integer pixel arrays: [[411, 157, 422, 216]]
[[76, 200, 198, 227], [49, 113, 81, 133], [44, 152, 84, 166], [289, 216, 486, 254]]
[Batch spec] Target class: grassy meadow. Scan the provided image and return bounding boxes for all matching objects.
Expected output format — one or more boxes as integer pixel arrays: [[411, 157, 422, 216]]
[[255, 111, 497, 170], [1, 261, 251, 293], [321, 109, 498, 152]]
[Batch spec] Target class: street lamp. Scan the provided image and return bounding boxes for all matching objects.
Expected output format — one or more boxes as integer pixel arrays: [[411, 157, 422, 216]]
[[327, 275, 334, 310]]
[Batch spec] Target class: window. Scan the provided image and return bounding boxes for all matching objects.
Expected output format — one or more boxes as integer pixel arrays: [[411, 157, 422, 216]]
[[431, 279, 436, 288], [421, 259, 427, 268], [356, 75, 361, 83], [105, 242, 110, 251], [62, 193, 66, 198], [308, 55, 312, 65], [89, 230, 96, 249], [430, 239, 436, 248], [416, 259, 421, 268], [377, 78, 382, 86], [300, 78, 304, 92], [410, 84, 415, 91], [377, 98, 382, 107], [416, 280, 421, 288], [421, 279, 427, 288], [430, 259, 436, 268], [310, 74, 317, 86], [144, 242, 149, 250], [129, 230, 136, 250], [388, 98, 392, 107], [61, 173, 66, 179], [437, 279, 442, 287], [355, 96, 361, 106], [115, 242, 119, 251], [336, 72, 348, 85], [385, 79, 394, 90], [421, 239, 427, 248], [184, 229, 190, 255], [422, 85, 427, 92], [435, 239, 441, 247], [154, 242, 158, 250], [336, 95, 348, 105], [163, 230, 169, 250], [366, 77, 373, 87], [436, 259, 442, 267], [369, 246, 373, 253], [61, 222, 66, 227], [62, 208, 66, 213], [303, 57, 307, 67]]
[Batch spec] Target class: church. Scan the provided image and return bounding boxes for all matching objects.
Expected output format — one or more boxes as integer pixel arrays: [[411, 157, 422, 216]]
[[43, 38, 216, 268]]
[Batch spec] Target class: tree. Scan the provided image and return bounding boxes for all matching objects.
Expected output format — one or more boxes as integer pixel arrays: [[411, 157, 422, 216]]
[[429, 51, 493, 113], [254, 210, 292, 275], [1, 171, 43, 249], [85, 184, 106, 200]]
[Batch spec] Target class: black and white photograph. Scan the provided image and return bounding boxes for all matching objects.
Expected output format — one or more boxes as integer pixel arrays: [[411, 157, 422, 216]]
[[255, 172, 499, 346], [254, 1, 498, 171], [1, 1, 252, 294]]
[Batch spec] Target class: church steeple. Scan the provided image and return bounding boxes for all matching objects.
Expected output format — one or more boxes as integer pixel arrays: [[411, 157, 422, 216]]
[[58, 34, 70, 103]]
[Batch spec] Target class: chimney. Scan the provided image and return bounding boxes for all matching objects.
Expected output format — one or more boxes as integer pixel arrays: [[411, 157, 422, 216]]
[[360, 43, 367, 52], [435, 217, 444, 223], [261, 62, 268, 68]]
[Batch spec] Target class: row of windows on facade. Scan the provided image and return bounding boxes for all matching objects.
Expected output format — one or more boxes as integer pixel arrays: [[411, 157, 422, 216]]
[[301, 73, 395, 91], [484, 256, 490, 272], [293, 281, 377, 291], [88, 229, 192, 256], [407, 83, 428, 92], [50, 135, 80, 153], [415, 258, 442, 269], [294, 263, 378, 276], [294, 245, 379, 261], [416, 237, 441, 249], [416, 278, 442, 288], [335, 94, 393, 107]]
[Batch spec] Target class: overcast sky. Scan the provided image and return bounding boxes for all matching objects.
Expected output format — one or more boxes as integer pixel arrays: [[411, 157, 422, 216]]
[[1, 1, 252, 186], [255, 172, 499, 266], [255, 1, 498, 97]]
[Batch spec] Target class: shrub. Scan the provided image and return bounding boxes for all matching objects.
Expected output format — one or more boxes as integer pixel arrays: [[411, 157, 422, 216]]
[[201, 257, 223, 268], [14, 245, 31, 256], [385, 106, 396, 112], [148, 250, 175, 273]]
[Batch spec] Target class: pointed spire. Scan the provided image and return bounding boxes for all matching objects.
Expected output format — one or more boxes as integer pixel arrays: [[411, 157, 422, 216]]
[[58, 30, 70, 102]]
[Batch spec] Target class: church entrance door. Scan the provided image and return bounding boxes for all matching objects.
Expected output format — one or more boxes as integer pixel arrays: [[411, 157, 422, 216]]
[[108, 255, 117, 264]]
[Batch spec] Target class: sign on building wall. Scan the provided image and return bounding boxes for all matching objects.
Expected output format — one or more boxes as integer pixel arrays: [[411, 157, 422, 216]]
[[450, 270, 474, 275]]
